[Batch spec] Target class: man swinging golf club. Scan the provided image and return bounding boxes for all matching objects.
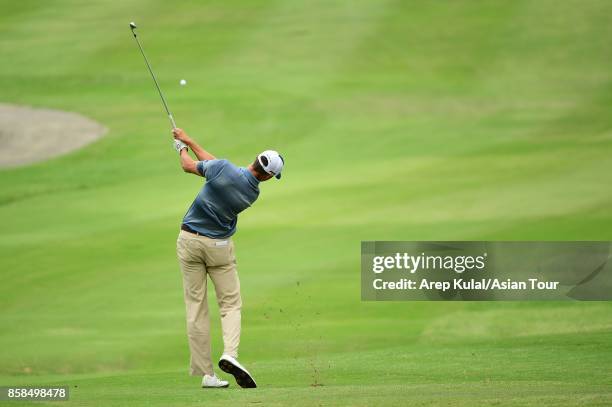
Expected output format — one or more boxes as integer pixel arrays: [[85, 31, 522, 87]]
[[128, 21, 283, 389], [173, 128, 284, 388]]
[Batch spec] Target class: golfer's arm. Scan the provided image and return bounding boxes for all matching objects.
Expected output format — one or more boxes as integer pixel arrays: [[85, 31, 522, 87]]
[[179, 149, 201, 176], [186, 139, 215, 161]]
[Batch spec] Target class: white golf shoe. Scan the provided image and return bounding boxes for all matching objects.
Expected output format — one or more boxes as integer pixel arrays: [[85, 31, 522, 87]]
[[218, 354, 257, 388], [201, 374, 229, 388]]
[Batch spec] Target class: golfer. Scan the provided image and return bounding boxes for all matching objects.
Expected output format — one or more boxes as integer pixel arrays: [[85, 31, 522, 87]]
[[172, 128, 284, 388]]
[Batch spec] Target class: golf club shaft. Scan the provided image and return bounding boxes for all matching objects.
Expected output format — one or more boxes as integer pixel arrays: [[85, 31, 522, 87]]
[[131, 30, 176, 129]]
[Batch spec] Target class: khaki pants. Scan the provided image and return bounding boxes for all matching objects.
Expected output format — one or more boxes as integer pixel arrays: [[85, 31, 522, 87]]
[[176, 230, 242, 376]]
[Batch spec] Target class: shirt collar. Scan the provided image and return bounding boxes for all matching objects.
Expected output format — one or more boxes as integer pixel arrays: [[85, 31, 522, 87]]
[[242, 167, 260, 187]]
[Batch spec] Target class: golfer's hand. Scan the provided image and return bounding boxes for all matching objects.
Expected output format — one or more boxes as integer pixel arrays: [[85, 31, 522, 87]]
[[172, 128, 191, 145]]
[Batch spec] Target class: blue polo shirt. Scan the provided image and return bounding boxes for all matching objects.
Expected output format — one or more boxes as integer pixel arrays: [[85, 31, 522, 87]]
[[182, 159, 260, 238]]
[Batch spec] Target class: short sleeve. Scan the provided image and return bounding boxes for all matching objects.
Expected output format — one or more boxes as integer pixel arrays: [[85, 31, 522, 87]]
[[197, 159, 227, 179]]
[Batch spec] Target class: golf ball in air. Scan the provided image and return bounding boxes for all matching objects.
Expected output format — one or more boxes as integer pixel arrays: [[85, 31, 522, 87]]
[[180, 79, 187, 86]]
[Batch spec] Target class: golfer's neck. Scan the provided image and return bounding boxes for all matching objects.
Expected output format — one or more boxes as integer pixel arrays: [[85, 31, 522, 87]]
[[247, 165, 259, 179]]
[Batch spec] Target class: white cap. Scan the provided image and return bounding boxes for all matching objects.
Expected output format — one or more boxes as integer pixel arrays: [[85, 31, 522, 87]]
[[257, 150, 284, 179]]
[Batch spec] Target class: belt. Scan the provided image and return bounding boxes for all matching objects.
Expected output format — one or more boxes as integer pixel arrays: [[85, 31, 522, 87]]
[[181, 224, 203, 236]]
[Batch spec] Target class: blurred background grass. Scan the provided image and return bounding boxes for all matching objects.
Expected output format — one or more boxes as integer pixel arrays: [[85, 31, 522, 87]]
[[0, 1, 611, 405]]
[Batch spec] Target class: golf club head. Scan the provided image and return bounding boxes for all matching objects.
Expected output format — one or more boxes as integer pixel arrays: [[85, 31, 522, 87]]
[[129, 22, 137, 31]]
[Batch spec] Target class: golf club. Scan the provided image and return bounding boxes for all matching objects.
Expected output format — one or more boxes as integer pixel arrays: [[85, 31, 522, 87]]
[[129, 21, 177, 129]]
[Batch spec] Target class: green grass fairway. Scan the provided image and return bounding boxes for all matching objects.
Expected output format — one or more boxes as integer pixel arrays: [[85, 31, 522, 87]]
[[1, 1, 611, 405]]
